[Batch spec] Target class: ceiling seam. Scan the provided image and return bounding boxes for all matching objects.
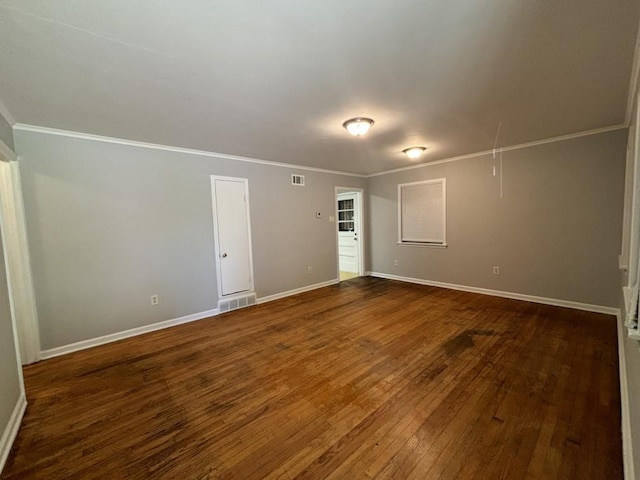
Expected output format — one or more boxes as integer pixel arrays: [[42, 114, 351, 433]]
[[0, 5, 177, 61]]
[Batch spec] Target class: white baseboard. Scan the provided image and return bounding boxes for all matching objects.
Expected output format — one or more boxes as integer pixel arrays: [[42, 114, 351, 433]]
[[39, 279, 342, 360], [0, 393, 26, 474], [617, 312, 636, 480], [257, 279, 339, 305], [366, 271, 619, 315], [40, 308, 219, 360]]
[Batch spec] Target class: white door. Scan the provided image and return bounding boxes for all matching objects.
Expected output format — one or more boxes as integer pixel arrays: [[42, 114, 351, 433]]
[[211, 177, 254, 296], [337, 192, 360, 274]]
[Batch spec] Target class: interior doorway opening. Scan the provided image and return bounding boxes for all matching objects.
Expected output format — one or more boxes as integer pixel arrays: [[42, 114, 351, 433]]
[[335, 187, 364, 281]]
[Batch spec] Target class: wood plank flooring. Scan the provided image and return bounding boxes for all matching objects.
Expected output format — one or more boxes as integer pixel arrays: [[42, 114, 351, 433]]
[[2, 277, 622, 479]]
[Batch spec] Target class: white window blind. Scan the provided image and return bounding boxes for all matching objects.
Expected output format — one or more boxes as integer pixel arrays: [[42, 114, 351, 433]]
[[398, 179, 446, 245]]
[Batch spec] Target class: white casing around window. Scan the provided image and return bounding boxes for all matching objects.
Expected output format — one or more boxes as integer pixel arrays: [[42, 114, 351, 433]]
[[398, 178, 446, 245]]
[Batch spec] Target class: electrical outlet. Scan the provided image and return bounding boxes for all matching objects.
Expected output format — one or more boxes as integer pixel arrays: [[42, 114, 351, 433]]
[[394, 259, 399, 266], [307, 266, 313, 273], [150, 294, 159, 305], [493, 266, 500, 275]]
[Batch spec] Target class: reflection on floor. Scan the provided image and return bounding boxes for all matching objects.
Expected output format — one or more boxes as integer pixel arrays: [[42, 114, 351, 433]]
[[5, 277, 622, 478], [340, 271, 358, 281]]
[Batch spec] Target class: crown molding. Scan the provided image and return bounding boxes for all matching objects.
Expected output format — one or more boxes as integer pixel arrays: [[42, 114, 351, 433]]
[[13, 124, 366, 178], [367, 124, 628, 178], [13, 122, 629, 178]]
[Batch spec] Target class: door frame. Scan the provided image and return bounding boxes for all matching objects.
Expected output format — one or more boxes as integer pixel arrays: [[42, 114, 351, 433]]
[[0, 142, 40, 366], [335, 187, 365, 280], [210, 175, 255, 299]]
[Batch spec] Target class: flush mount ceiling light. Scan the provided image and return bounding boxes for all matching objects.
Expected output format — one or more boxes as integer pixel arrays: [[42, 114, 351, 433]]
[[403, 146, 427, 159], [343, 117, 374, 136]]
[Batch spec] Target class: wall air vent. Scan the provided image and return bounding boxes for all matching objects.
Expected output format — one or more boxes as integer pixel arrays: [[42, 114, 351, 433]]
[[218, 292, 257, 313], [291, 174, 305, 186]]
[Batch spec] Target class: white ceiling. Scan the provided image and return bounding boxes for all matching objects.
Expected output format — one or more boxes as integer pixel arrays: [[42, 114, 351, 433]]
[[0, 1, 638, 174]]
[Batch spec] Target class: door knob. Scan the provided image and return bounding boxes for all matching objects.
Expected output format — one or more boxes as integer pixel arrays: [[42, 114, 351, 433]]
[[222, 253, 228, 258], [354, 238, 358, 241]]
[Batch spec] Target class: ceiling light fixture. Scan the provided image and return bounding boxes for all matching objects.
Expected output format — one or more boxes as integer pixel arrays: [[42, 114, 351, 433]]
[[403, 146, 427, 159], [343, 117, 374, 136]]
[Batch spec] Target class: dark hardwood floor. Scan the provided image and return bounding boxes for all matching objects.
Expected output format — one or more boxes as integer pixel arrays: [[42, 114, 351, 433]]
[[2, 277, 622, 479]]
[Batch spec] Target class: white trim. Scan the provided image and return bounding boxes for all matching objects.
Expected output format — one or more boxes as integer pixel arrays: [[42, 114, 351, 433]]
[[0, 158, 41, 365], [621, 113, 637, 269], [0, 162, 26, 388], [366, 271, 619, 315], [621, 256, 630, 273], [617, 311, 636, 480], [257, 279, 339, 305], [0, 99, 16, 127], [40, 308, 219, 360], [626, 18, 640, 126], [397, 242, 448, 248], [0, 139, 17, 163], [0, 160, 41, 365], [398, 178, 446, 246], [9, 161, 40, 363], [368, 124, 628, 178], [14, 123, 628, 179], [39, 278, 342, 359], [0, 393, 26, 474], [335, 187, 365, 279], [13, 124, 365, 178]]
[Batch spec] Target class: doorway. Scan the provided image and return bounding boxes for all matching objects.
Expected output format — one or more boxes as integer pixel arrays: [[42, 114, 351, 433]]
[[210, 176, 255, 308], [0, 153, 40, 365], [336, 187, 364, 281]]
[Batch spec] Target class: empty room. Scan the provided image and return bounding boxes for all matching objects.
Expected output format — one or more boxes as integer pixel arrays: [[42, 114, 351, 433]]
[[1, 1, 640, 479]]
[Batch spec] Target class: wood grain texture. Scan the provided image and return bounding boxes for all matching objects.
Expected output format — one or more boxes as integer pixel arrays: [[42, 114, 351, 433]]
[[1, 277, 622, 479]]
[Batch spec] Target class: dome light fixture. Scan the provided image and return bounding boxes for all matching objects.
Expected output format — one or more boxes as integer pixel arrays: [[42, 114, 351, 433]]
[[403, 146, 427, 159], [343, 117, 374, 136]]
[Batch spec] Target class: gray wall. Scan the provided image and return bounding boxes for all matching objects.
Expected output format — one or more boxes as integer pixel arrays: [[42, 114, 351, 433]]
[[368, 129, 627, 307], [14, 130, 366, 350], [0, 111, 13, 151], [0, 166, 23, 462]]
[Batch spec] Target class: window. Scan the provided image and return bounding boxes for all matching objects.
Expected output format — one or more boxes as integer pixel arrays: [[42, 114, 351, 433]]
[[338, 197, 355, 231], [398, 178, 446, 246]]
